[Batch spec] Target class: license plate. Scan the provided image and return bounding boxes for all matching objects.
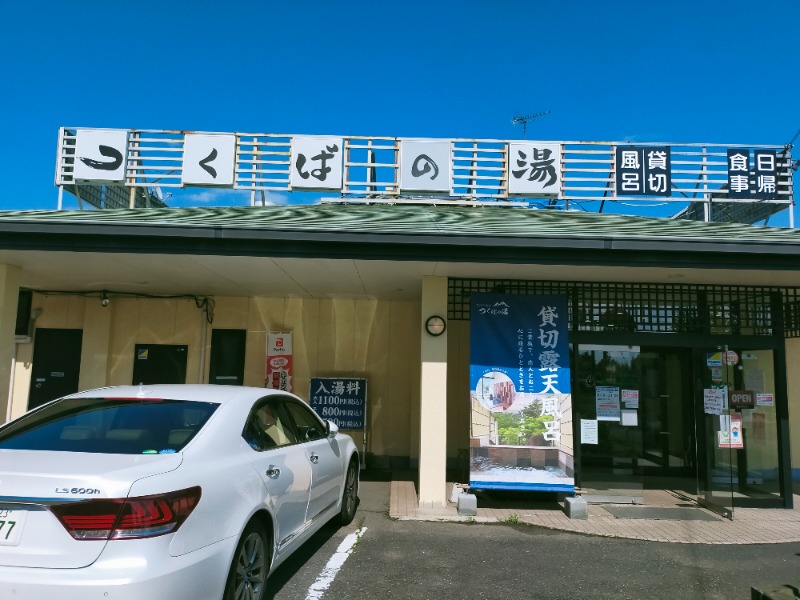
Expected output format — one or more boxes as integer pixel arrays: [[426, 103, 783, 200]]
[[0, 509, 27, 546]]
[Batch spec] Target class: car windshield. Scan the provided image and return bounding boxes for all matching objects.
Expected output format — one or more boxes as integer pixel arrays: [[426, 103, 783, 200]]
[[0, 397, 219, 455]]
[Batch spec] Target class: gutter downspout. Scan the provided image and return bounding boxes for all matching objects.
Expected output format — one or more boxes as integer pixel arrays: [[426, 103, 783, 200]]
[[198, 303, 209, 384]]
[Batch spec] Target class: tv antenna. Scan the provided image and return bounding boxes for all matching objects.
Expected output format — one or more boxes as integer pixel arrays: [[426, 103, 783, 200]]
[[512, 110, 551, 139]]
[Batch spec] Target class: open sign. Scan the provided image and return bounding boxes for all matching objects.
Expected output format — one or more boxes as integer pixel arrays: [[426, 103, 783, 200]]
[[729, 390, 755, 409]]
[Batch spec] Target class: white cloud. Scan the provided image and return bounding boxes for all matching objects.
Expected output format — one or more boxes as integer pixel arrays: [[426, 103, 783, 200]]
[[181, 189, 250, 203], [259, 191, 290, 205], [171, 188, 257, 207]]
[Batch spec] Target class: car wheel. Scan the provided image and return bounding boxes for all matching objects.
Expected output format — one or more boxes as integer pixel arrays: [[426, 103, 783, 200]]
[[339, 459, 358, 526], [224, 520, 269, 600]]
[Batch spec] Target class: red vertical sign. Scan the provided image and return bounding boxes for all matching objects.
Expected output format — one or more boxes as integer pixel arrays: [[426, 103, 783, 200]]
[[266, 332, 293, 392]]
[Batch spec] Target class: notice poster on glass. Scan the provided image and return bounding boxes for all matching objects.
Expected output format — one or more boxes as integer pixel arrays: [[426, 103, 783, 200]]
[[469, 293, 574, 493], [622, 389, 639, 409], [703, 388, 725, 415], [596, 386, 620, 421], [756, 393, 774, 407], [718, 412, 744, 449], [580, 419, 598, 444], [704, 388, 725, 415], [621, 409, 638, 427]]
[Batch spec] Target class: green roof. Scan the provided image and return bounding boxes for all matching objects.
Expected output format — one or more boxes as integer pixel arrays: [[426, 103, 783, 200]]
[[1, 204, 799, 244]]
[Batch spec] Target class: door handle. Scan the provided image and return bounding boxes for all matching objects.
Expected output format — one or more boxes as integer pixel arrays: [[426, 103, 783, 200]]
[[309, 453, 319, 464], [266, 466, 281, 478]]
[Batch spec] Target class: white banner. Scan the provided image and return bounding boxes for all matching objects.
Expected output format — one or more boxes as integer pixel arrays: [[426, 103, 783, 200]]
[[508, 142, 561, 195], [182, 134, 236, 186], [73, 129, 129, 182], [290, 136, 343, 190], [399, 140, 451, 193]]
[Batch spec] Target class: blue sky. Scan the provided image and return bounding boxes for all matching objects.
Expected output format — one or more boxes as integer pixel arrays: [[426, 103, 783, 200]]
[[1, 0, 797, 223]]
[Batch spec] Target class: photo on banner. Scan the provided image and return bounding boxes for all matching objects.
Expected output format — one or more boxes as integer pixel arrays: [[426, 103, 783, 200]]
[[468, 293, 574, 492]]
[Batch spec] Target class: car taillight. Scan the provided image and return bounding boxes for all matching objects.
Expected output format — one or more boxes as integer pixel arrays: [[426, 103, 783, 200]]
[[50, 486, 201, 540]]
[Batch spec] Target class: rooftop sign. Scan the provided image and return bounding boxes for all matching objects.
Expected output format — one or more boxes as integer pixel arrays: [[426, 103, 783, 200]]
[[55, 127, 794, 211]]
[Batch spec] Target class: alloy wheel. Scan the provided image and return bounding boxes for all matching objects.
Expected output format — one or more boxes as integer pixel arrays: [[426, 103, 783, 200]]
[[233, 531, 266, 600]]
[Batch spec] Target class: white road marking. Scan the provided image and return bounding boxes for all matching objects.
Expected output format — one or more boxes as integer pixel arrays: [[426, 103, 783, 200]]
[[305, 527, 367, 600]]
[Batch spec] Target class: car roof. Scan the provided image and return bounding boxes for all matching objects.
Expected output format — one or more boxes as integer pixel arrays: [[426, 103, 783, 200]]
[[64, 384, 289, 405]]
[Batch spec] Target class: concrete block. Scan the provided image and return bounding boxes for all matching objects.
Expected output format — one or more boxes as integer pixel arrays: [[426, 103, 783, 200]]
[[751, 584, 800, 600], [457, 493, 478, 516], [564, 496, 588, 520]]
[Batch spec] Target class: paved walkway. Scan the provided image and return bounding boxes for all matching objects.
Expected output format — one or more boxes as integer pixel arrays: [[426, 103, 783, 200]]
[[389, 480, 800, 544]]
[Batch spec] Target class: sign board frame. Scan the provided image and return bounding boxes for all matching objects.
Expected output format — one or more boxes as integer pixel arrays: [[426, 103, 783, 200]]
[[309, 376, 367, 468]]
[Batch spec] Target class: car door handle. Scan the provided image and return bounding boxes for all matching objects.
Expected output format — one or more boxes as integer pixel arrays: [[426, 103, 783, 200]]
[[309, 453, 319, 464], [266, 466, 281, 478]]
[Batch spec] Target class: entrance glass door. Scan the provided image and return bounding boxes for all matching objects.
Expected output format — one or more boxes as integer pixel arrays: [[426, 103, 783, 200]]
[[576, 345, 645, 503], [576, 346, 697, 502], [695, 347, 783, 515], [638, 349, 696, 496], [694, 348, 735, 518], [578, 343, 785, 512]]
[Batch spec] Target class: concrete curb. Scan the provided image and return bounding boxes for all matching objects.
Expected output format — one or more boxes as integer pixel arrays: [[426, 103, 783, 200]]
[[388, 480, 800, 545]]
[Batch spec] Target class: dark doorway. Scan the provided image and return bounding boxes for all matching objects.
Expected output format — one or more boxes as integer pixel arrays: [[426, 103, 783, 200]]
[[132, 344, 188, 385], [575, 345, 698, 502], [637, 348, 697, 493], [208, 329, 246, 386], [28, 328, 83, 410]]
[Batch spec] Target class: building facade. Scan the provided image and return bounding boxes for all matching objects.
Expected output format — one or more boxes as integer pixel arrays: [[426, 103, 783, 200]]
[[1, 204, 798, 513]]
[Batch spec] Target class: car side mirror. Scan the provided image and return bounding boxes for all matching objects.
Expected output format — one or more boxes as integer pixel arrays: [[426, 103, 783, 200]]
[[326, 420, 339, 438]]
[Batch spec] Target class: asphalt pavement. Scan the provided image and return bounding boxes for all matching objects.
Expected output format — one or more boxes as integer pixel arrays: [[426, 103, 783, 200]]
[[265, 479, 800, 600]]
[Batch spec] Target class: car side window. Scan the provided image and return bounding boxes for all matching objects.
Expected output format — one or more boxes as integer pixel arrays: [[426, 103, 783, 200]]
[[243, 400, 297, 451], [283, 400, 326, 442]]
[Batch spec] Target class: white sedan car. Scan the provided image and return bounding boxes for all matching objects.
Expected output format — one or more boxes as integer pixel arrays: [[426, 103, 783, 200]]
[[0, 384, 360, 600]]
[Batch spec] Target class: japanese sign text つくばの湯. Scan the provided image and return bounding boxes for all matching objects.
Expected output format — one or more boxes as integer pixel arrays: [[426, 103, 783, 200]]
[[62, 128, 790, 204]]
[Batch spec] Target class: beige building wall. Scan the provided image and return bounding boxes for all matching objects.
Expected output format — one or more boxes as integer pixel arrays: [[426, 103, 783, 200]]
[[108, 297, 205, 386], [9, 343, 33, 422], [7, 294, 421, 467], [786, 338, 800, 473], [7, 290, 797, 482], [10, 293, 89, 421], [0, 264, 21, 422]]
